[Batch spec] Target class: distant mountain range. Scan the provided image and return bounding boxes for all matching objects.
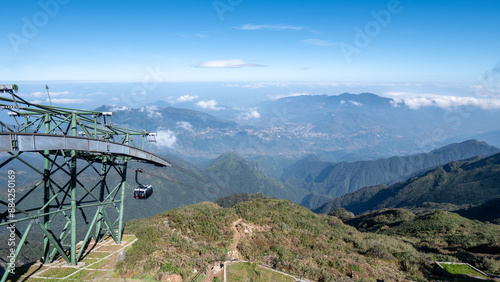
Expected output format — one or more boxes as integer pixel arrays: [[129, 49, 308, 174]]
[[315, 152, 500, 215], [98, 93, 500, 160]]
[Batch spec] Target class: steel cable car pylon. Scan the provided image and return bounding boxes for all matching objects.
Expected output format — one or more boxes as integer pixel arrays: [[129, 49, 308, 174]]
[[0, 85, 170, 282]]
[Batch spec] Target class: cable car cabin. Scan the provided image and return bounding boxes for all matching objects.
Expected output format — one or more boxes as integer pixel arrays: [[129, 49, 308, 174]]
[[133, 184, 153, 199], [133, 168, 153, 199]]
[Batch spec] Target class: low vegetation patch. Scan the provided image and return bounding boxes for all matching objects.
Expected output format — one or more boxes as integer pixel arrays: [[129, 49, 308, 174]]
[[117, 202, 237, 280], [342, 208, 500, 276], [117, 198, 428, 281]]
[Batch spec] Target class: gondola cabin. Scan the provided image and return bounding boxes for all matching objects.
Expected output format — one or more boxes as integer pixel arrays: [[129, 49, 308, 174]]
[[133, 184, 153, 199], [133, 168, 153, 199]]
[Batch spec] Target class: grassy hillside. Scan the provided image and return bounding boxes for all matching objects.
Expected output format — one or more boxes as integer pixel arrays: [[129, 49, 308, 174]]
[[117, 198, 428, 281], [333, 208, 500, 275], [214, 193, 274, 208], [316, 152, 500, 215]]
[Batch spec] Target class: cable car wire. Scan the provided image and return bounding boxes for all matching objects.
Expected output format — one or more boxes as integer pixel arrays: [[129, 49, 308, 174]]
[[127, 162, 231, 196]]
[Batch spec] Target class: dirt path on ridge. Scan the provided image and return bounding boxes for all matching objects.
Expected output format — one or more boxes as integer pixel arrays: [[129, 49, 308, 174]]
[[229, 218, 243, 260], [203, 219, 243, 281]]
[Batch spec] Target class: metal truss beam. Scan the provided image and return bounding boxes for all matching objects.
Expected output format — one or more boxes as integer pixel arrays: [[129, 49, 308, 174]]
[[0, 133, 170, 167]]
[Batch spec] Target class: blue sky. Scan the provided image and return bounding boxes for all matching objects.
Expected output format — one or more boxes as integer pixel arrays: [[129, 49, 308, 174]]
[[1, 0, 500, 108]]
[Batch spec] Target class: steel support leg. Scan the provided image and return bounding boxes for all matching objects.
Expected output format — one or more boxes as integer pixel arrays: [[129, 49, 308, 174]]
[[70, 113, 77, 265], [95, 160, 107, 242], [117, 162, 128, 243], [43, 113, 51, 263]]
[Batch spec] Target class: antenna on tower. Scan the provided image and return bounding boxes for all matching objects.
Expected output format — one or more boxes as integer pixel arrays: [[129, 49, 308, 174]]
[[46, 85, 52, 106]]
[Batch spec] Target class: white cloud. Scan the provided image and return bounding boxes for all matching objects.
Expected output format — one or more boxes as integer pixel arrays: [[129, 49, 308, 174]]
[[31, 91, 72, 98], [224, 82, 343, 89], [175, 95, 198, 103], [196, 100, 222, 110], [154, 129, 177, 148], [224, 82, 269, 89], [390, 94, 500, 110], [225, 82, 278, 88], [32, 98, 92, 104], [235, 24, 305, 31], [349, 100, 362, 107], [109, 106, 129, 111], [302, 82, 341, 87], [140, 105, 163, 119], [176, 121, 194, 132], [301, 39, 339, 47], [270, 93, 308, 100], [55, 98, 92, 104], [197, 59, 265, 68], [88, 91, 106, 96], [239, 110, 261, 120], [384, 91, 411, 97], [110, 97, 120, 101]]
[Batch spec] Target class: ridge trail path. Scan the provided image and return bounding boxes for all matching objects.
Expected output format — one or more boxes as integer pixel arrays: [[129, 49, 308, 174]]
[[204, 219, 311, 282], [229, 218, 243, 260], [203, 219, 243, 281]]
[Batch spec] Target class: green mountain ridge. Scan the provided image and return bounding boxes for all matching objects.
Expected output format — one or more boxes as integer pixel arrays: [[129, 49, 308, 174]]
[[204, 152, 308, 203], [283, 139, 499, 209], [316, 152, 500, 215]]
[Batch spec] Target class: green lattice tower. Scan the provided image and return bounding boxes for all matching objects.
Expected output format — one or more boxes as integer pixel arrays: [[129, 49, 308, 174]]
[[0, 87, 168, 281]]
